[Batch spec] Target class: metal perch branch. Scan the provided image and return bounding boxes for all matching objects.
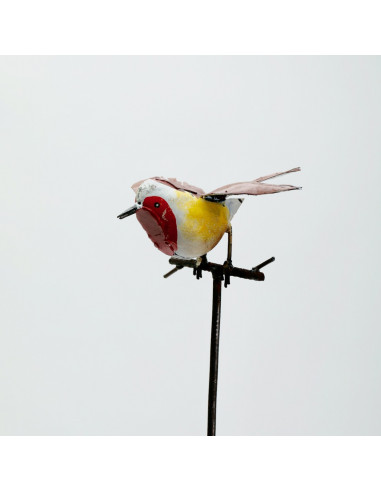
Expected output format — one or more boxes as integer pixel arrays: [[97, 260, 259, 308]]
[[165, 255, 275, 435]]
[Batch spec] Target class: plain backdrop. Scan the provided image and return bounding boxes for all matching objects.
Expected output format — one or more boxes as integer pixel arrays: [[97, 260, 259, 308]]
[[0, 56, 380, 435]]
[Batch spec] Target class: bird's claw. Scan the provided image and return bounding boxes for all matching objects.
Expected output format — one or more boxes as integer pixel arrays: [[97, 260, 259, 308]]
[[194, 255, 207, 280], [223, 259, 233, 288]]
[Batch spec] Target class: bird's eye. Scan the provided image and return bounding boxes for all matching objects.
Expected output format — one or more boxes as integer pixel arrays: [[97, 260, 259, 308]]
[[154, 202, 160, 208]]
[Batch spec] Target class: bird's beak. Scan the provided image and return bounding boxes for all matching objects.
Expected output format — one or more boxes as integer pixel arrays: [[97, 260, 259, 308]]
[[117, 204, 139, 219]]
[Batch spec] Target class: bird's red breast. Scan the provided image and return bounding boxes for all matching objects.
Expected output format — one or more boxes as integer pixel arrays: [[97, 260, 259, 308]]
[[136, 196, 178, 256]]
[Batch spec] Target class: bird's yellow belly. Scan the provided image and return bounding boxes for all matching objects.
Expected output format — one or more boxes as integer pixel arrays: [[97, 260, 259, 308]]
[[174, 192, 230, 258]]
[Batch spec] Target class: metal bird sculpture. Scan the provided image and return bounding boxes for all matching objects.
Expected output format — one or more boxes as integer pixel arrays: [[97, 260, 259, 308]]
[[118, 167, 301, 435], [118, 167, 301, 263]]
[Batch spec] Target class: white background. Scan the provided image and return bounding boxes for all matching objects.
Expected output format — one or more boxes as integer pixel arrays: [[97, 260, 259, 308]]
[[1, 56, 380, 436]]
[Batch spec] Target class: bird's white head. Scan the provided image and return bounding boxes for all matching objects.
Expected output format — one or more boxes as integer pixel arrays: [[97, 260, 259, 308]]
[[134, 179, 177, 206]]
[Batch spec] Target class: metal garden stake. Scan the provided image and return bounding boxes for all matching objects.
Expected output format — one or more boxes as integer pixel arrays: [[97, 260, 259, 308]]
[[118, 167, 301, 435]]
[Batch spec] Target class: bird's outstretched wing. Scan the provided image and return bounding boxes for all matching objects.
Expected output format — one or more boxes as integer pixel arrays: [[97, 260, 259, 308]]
[[132, 177, 205, 196], [203, 167, 301, 198]]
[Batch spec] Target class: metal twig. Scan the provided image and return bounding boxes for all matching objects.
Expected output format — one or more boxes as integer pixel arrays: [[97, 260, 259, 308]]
[[163, 265, 183, 278]]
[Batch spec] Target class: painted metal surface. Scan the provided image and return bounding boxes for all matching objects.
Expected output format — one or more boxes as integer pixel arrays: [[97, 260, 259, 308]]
[[206, 167, 301, 196], [132, 177, 205, 196], [119, 167, 301, 259], [136, 196, 178, 256]]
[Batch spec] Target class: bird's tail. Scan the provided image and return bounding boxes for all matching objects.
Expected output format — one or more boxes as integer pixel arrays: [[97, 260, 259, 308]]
[[225, 197, 244, 220]]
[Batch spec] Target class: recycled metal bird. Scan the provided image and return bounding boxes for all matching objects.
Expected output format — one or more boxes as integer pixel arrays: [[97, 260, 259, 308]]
[[118, 167, 300, 261], [118, 167, 301, 263]]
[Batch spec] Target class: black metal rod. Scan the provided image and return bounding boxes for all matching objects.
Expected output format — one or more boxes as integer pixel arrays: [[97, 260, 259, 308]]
[[207, 274, 222, 436], [252, 256, 275, 271], [227, 226, 232, 263], [163, 265, 183, 278]]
